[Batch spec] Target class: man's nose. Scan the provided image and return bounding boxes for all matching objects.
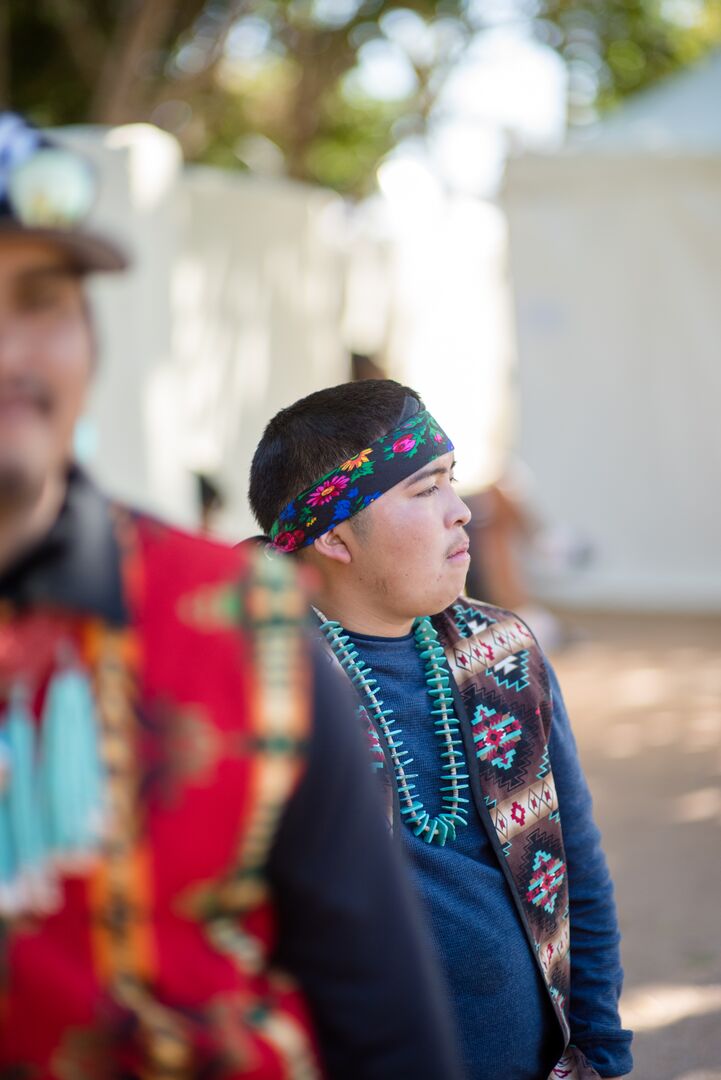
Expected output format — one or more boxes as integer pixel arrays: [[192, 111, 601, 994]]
[[454, 491, 472, 528], [0, 319, 28, 374]]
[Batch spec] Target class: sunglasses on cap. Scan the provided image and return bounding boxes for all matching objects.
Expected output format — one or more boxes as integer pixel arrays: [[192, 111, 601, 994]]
[[0, 112, 127, 272], [4, 145, 96, 230]]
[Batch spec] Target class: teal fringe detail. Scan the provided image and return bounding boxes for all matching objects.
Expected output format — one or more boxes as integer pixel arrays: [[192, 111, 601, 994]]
[[0, 665, 105, 914], [40, 668, 104, 856], [1, 686, 46, 884]]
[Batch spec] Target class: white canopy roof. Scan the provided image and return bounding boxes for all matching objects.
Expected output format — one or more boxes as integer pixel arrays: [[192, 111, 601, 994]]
[[574, 49, 721, 154]]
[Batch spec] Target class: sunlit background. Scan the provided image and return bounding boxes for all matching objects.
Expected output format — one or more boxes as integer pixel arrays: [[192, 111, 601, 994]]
[[5, 2, 721, 1076]]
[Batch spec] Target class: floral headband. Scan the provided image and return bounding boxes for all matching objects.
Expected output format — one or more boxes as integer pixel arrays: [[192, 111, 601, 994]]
[[269, 408, 454, 552]]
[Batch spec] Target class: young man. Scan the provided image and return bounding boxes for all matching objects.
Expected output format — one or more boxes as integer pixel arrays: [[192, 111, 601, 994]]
[[0, 114, 464, 1079], [249, 380, 634, 1080]]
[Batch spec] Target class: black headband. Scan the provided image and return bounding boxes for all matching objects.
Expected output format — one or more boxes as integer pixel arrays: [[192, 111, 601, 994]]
[[269, 407, 454, 552]]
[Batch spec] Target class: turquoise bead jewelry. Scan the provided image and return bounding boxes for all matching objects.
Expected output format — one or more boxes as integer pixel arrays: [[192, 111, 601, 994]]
[[320, 615, 470, 847]]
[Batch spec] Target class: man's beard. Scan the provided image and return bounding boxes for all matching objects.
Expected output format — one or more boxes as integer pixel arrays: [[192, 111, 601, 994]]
[[0, 462, 45, 521]]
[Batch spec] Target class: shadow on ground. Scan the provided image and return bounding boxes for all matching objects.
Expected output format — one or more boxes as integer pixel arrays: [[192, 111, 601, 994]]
[[551, 612, 721, 1080]]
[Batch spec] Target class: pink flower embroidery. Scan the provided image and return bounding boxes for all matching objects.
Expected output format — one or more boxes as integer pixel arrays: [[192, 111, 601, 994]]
[[307, 474, 350, 507], [273, 528, 306, 552], [392, 434, 417, 454]]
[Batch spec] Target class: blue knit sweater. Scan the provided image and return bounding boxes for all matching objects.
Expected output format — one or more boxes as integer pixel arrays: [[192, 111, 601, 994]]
[[348, 628, 633, 1080]]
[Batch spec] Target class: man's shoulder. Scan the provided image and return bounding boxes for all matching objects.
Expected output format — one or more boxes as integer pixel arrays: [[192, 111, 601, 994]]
[[448, 596, 554, 719], [122, 505, 304, 630], [451, 595, 537, 637], [445, 595, 549, 672], [127, 506, 244, 574], [79, 473, 237, 577], [455, 594, 510, 619]]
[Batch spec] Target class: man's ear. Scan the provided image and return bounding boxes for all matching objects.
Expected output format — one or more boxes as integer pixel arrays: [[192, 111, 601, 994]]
[[313, 527, 352, 565]]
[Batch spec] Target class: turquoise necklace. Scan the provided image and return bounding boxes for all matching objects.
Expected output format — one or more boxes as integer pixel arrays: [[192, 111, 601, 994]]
[[319, 615, 470, 847]]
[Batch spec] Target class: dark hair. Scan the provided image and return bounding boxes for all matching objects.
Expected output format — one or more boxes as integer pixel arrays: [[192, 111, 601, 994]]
[[249, 379, 422, 534]]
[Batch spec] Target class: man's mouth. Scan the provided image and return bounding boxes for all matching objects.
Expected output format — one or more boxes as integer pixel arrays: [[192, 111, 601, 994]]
[[446, 541, 470, 562], [0, 388, 52, 423]]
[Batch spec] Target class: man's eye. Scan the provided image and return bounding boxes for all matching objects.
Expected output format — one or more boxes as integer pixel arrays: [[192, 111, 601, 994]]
[[20, 287, 64, 311], [418, 484, 439, 497], [18, 279, 74, 313]]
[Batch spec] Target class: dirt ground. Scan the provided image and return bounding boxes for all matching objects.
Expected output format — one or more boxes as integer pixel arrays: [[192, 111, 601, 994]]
[[550, 611, 721, 1080]]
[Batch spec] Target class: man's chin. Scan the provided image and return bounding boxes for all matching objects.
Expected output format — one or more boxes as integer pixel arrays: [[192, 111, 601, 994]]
[[0, 461, 46, 517], [425, 579, 468, 618]]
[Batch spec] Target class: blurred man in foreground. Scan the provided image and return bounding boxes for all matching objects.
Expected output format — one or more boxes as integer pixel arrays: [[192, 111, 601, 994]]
[[0, 114, 463, 1079], [249, 380, 634, 1080]]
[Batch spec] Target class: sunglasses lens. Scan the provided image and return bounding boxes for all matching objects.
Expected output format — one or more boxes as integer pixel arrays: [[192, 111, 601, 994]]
[[7, 147, 96, 229]]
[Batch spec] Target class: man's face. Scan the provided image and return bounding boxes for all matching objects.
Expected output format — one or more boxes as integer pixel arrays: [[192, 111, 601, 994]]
[[337, 451, 472, 620], [0, 237, 93, 511]]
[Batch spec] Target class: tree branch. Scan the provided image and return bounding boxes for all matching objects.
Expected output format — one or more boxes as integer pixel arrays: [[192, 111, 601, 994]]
[[0, 3, 9, 108], [41, 0, 107, 95], [91, 0, 186, 124], [147, 0, 253, 116]]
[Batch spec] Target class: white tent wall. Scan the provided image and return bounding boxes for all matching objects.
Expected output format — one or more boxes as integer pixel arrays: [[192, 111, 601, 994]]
[[56, 124, 196, 525], [174, 167, 349, 541], [380, 197, 517, 496], [578, 50, 721, 153], [504, 153, 721, 612]]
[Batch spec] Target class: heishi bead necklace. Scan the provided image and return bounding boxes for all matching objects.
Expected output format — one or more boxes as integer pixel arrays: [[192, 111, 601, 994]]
[[319, 614, 470, 846]]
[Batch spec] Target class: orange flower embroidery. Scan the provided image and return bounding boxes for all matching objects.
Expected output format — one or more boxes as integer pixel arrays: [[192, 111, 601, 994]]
[[340, 448, 372, 471]]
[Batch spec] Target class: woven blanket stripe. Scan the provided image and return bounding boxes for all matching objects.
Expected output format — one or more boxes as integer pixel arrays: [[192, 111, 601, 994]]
[[437, 600, 572, 1050], [550, 1045, 602, 1079], [449, 613, 536, 688]]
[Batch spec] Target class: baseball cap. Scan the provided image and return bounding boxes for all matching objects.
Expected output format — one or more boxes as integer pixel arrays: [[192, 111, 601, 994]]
[[0, 112, 127, 272]]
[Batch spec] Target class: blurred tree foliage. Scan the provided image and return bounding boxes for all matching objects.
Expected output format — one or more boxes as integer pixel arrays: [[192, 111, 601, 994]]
[[537, 0, 721, 123], [2, 0, 721, 195]]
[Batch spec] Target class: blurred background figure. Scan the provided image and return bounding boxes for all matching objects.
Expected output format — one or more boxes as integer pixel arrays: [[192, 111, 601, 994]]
[[463, 471, 584, 653], [195, 470, 226, 531], [0, 112, 465, 1080], [3, 3, 721, 1077]]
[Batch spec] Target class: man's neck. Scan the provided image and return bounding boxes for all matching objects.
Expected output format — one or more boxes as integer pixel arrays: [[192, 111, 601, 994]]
[[0, 471, 67, 576], [314, 589, 414, 638]]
